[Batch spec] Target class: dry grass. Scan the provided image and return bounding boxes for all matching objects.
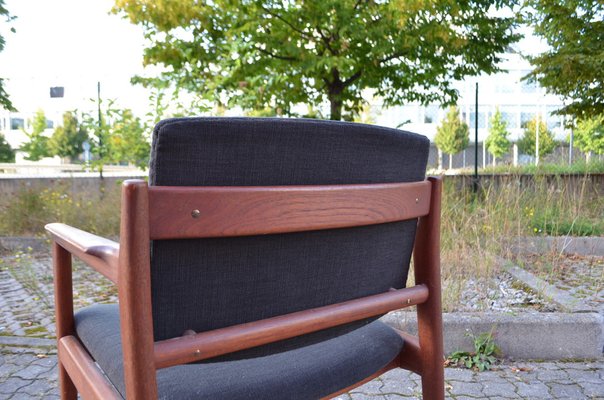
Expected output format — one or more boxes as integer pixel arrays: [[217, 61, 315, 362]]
[[0, 175, 601, 312], [438, 174, 603, 310]]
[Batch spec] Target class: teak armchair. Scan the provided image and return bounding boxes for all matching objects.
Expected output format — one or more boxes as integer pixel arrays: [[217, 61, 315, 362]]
[[46, 118, 444, 399]]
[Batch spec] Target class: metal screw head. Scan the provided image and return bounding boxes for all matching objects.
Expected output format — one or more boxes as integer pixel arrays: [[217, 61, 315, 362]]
[[191, 209, 201, 218]]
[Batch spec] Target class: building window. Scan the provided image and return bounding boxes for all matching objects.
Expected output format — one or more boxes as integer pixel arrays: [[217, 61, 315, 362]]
[[469, 111, 486, 129], [500, 108, 518, 129], [10, 118, 24, 130], [520, 112, 535, 128], [424, 105, 439, 124], [547, 106, 562, 129]]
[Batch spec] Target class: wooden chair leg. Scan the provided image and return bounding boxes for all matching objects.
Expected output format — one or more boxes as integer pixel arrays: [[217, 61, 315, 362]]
[[53, 242, 77, 400], [413, 177, 444, 400], [416, 303, 445, 400]]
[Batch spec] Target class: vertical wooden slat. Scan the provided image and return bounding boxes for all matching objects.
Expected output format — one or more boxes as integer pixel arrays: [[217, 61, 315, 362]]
[[52, 242, 77, 400], [118, 180, 158, 399], [413, 177, 445, 400]]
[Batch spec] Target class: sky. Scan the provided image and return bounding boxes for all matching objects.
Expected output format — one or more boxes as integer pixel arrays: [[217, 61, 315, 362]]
[[0, 0, 150, 117]]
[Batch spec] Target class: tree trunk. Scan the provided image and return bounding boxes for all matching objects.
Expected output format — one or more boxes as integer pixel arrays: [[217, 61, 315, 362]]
[[493, 156, 496, 167], [329, 98, 342, 121], [448, 154, 452, 170], [437, 149, 442, 170]]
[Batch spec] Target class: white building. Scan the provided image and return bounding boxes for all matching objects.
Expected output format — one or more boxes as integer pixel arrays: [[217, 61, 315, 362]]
[[375, 50, 567, 142]]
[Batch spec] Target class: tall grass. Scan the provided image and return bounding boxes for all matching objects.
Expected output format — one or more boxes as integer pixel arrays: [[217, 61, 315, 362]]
[[0, 182, 121, 238], [0, 174, 601, 310], [439, 173, 603, 310]]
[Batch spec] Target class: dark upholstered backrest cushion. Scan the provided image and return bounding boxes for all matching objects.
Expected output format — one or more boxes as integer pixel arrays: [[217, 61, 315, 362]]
[[149, 117, 429, 355]]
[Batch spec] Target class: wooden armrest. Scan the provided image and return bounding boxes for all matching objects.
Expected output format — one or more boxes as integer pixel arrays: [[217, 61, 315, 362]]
[[45, 223, 119, 284]]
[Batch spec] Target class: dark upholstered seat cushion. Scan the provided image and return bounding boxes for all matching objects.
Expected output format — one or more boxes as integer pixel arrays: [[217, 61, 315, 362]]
[[75, 304, 404, 400], [149, 118, 430, 346]]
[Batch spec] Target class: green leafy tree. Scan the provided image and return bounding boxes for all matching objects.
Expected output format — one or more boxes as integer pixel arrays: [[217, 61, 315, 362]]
[[82, 99, 115, 177], [517, 116, 556, 160], [485, 109, 510, 166], [113, 0, 520, 120], [21, 110, 51, 161], [0, 132, 15, 162], [49, 111, 88, 162], [574, 115, 604, 162], [525, 0, 603, 119], [109, 109, 150, 170], [434, 106, 469, 169], [0, 0, 16, 111]]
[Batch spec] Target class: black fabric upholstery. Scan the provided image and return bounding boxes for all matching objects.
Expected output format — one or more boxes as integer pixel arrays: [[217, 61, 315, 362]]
[[149, 117, 430, 348], [75, 304, 404, 400]]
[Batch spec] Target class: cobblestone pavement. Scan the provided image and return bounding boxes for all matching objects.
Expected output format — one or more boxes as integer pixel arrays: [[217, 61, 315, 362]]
[[0, 250, 603, 399], [1, 341, 603, 399], [0, 252, 117, 338]]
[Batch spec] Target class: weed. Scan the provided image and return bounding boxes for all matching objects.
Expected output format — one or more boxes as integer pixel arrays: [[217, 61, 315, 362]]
[[446, 330, 501, 371]]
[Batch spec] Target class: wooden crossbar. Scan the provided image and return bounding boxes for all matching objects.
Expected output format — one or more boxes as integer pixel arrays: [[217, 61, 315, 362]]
[[148, 181, 432, 239], [154, 284, 429, 369]]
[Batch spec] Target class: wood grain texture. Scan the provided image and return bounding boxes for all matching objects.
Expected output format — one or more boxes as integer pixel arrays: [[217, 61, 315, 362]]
[[154, 285, 428, 369], [52, 243, 77, 400], [46, 223, 119, 284], [413, 177, 445, 400], [117, 180, 158, 399], [395, 329, 423, 375], [148, 181, 432, 239], [58, 336, 121, 400]]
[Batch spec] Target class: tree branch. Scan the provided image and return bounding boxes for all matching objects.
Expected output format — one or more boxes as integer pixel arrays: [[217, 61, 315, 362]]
[[260, 6, 312, 40], [342, 70, 363, 86], [316, 26, 337, 55], [255, 46, 299, 61], [379, 52, 406, 64]]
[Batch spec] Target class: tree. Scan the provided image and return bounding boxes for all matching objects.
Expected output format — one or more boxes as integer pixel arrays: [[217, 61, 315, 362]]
[[517, 116, 556, 159], [21, 110, 51, 161], [0, 132, 15, 162], [113, 0, 520, 120], [434, 106, 469, 169], [49, 111, 88, 162], [0, 0, 16, 111], [485, 109, 510, 165], [574, 115, 604, 162], [525, 0, 603, 119], [108, 109, 150, 170]]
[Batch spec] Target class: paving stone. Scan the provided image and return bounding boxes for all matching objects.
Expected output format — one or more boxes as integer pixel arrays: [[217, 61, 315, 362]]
[[350, 378, 384, 395], [549, 382, 586, 399], [515, 381, 551, 398], [536, 368, 569, 381], [576, 381, 604, 398], [18, 379, 53, 396], [444, 367, 475, 382], [448, 381, 483, 397], [481, 381, 517, 397], [12, 364, 50, 380], [0, 377, 31, 394]]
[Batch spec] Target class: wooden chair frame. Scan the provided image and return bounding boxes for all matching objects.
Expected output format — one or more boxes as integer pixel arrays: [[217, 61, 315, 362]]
[[46, 176, 444, 400]]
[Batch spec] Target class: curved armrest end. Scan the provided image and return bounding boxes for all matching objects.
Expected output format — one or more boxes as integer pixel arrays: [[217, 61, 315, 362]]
[[46, 223, 119, 283]]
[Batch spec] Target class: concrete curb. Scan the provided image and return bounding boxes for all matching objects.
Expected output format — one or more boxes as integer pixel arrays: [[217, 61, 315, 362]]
[[381, 311, 604, 360], [513, 236, 604, 257], [505, 264, 591, 312]]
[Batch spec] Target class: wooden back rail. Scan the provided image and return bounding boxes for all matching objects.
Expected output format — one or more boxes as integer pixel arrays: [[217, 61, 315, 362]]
[[154, 284, 429, 369], [148, 181, 432, 239], [49, 178, 442, 400]]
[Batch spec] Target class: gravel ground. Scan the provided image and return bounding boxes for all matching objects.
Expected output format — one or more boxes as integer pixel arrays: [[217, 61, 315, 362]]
[[513, 253, 604, 313]]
